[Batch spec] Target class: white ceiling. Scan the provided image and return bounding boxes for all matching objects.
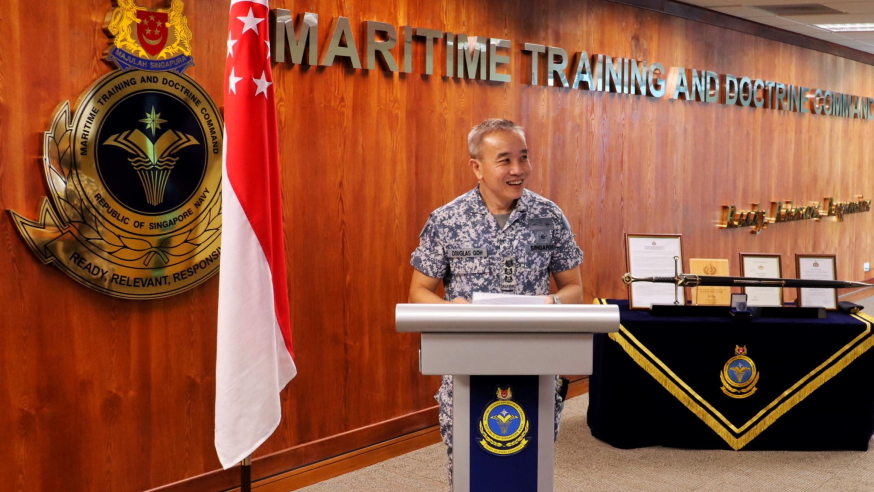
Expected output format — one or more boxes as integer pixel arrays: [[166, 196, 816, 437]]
[[680, 0, 874, 54]]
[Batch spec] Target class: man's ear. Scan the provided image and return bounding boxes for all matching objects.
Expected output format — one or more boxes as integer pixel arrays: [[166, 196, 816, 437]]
[[469, 158, 483, 180]]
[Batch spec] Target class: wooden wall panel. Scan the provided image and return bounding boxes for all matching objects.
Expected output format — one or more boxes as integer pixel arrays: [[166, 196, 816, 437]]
[[1, 0, 873, 490]]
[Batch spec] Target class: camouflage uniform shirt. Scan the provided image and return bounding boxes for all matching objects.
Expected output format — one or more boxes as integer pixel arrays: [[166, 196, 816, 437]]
[[410, 185, 583, 474]]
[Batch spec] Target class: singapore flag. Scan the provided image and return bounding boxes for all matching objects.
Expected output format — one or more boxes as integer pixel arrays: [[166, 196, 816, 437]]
[[215, 0, 297, 470]]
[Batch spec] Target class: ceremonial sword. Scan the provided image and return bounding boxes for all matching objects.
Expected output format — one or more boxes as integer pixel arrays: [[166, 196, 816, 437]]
[[622, 256, 873, 289]]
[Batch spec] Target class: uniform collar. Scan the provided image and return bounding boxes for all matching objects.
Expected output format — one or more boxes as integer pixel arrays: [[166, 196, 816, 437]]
[[467, 185, 530, 227]]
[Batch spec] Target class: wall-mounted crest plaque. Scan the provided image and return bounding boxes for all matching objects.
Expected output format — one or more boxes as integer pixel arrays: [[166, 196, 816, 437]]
[[8, 0, 223, 299]]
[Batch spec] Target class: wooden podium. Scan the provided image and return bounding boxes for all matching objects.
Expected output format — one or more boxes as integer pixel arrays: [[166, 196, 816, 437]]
[[396, 304, 619, 492]]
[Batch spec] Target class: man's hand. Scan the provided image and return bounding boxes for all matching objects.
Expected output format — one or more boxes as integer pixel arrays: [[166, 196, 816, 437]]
[[409, 269, 464, 303], [551, 268, 583, 304]]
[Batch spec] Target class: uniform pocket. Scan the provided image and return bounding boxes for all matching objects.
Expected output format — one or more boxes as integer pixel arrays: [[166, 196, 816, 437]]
[[449, 257, 488, 274], [518, 250, 551, 272]]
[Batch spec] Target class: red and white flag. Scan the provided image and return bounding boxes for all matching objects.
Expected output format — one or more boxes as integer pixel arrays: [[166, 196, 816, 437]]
[[216, 0, 297, 469]]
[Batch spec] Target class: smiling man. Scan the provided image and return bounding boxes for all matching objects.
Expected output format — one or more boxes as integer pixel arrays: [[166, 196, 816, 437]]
[[408, 118, 584, 484]]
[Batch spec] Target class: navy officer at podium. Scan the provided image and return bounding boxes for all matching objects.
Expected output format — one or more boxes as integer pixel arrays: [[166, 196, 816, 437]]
[[408, 118, 584, 482]]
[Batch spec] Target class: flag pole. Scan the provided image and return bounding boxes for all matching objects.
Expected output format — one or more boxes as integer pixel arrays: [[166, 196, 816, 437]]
[[241, 455, 252, 492]]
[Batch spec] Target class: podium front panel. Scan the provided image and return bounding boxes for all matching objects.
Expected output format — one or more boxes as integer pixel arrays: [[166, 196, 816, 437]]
[[454, 375, 555, 492]]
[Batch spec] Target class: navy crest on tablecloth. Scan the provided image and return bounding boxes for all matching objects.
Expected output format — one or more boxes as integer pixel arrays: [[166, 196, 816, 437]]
[[720, 345, 759, 398], [592, 298, 874, 450]]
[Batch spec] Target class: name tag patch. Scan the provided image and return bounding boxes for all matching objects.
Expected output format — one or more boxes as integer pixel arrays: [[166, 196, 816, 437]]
[[529, 244, 556, 251], [449, 248, 488, 258]]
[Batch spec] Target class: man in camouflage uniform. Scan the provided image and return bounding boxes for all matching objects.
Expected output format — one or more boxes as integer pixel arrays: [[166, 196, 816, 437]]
[[408, 118, 584, 485]]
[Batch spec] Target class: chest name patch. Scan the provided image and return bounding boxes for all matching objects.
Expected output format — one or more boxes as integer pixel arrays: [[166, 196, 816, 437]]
[[449, 248, 488, 258]]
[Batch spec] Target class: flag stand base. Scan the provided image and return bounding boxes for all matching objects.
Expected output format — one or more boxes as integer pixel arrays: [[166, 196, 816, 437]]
[[241, 455, 252, 492]]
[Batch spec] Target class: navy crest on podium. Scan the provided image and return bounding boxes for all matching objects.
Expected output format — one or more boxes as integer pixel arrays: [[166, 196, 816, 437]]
[[477, 386, 531, 456]]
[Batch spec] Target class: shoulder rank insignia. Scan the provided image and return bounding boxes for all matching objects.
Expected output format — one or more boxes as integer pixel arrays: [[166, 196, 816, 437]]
[[476, 386, 531, 456], [721, 345, 759, 398]]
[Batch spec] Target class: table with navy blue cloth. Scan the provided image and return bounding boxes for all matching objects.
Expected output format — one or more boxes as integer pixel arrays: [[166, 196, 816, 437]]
[[587, 299, 874, 450]]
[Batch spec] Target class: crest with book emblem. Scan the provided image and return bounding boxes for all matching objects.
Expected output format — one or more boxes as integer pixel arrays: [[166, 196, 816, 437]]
[[8, 0, 222, 299]]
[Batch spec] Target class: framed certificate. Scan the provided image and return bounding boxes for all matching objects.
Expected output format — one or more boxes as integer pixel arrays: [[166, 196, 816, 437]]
[[689, 258, 730, 306], [739, 253, 783, 307], [625, 234, 684, 310], [795, 254, 838, 310]]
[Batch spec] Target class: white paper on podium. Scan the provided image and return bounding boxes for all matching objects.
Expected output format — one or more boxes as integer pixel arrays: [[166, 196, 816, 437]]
[[471, 292, 548, 305]]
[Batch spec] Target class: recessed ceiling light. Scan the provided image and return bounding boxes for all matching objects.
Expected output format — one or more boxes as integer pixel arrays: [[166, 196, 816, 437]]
[[754, 4, 844, 16], [814, 23, 874, 32]]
